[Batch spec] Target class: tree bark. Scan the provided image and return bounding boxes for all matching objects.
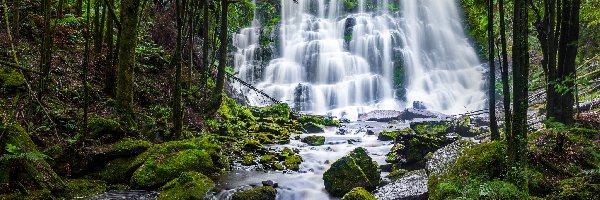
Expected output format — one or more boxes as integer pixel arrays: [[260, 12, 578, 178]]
[[39, 0, 53, 94], [555, 0, 580, 125], [104, 0, 116, 96], [488, 0, 499, 140], [201, 0, 210, 79], [83, 0, 92, 136], [76, 0, 83, 16], [499, 0, 512, 144], [209, 0, 229, 114], [117, 0, 141, 124], [172, 0, 185, 138]]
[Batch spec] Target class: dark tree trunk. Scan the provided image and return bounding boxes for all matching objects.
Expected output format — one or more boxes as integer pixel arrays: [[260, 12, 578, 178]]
[[499, 0, 512, 144], [83, 0, 91, 136], [104, 0, 116, 96], [117, 0, 141, 124], [172, 0, 185, 138], [510, 0, 530, 190], [39, 0, 53, 94], [76, 0, 83, 16], [209, 0, 229, 114], [12, 0, 20, 38], [488, 0, 499, 140], [58, 0, 66, 18], [201, 0, 210, 79], [555, 0, 580, 125]]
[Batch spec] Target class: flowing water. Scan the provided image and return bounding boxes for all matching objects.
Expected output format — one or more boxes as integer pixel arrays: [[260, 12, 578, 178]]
[[233, 0, 486, 118]]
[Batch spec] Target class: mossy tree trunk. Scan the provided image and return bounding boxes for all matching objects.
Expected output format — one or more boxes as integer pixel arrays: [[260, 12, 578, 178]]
[[117, 0, 141, 124], [201, 0, 210, 80], [172, 0, 185, 138], [510, 0, 529, 191], [12, 0, 19, 39], [555, 0, 580, 125], [104, 0, 116, 96], [209, 0, 230, 115], [499, 0, 512, 146], [487, 0, 499, 140], [39, 0, 53, 95]]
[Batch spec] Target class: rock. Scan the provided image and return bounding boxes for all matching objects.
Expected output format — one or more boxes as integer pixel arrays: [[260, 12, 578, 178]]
[[337, 128, 348, 135], [301, 135, 325, 146], [108, 139, 152, 156], [358, 110, 403, 122], [86, 117, 125, 142], [412, 101, 427, 109], [388, 127, 454, 169], [323, 147, 380, 197], [62, 179, 108, 199], [377, 131, 399, 141], [158, 172, 214, 200], [262, 180, 278, 188], [283, 155, 302, 171], [366, 129, 375, 135], [342, 187, 377, 200], [398, 108, 449, 121], [302, 122, 325, 133], [374, 170, 428, 200], [232, 186, 277, 200], [93, 157, 137, 183], [425, 140, 475, 176]]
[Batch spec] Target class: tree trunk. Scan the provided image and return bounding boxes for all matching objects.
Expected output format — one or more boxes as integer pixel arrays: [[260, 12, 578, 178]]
[[39, 0, 53, 94], [510, 0, 530, 190], [488, 0, 499, 140], [201, 0, 210, 79], [499, 0, 512, 144], [104, 0, 116, 96], [83, 0, 92, 135], [12, 0, 20, 38], [76, 0, 83, 16], [172, 0, 185, 138], [555, 0, 580, 125], [58, 0, 65, 18], [117, 0, 141, 124], [209, 0, 229, 114]]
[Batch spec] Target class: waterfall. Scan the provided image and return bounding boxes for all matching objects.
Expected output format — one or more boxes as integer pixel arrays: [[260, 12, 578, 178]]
[[233, 0, 485, 118]]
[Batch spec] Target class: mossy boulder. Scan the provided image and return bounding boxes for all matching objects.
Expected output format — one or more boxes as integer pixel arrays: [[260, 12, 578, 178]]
[[323, 147, 380, 196], [93, 157, 136, 183], [0, 68, 25, 89], [377, 130, 400, 141], [301, 135, 325, 146], [231, 186, 277, 200], [131, 149, 213, 189], [87, 117, 125, 142], [283, 155, 302, 170], [389, 128, 453, 169], [62, 179, 107, 199], [548, 170, 600, 200], [158, 172, 215, 200], [108, 138, 152, 156], [342, 187, 377, 200], [302, 122, 324, 133]]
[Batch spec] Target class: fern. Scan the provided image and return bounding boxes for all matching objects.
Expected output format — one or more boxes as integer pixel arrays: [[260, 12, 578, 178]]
[[0, 143, 51, 162]]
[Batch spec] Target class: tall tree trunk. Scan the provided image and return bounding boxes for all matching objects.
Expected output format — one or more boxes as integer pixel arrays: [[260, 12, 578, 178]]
[[187, 0, 194, 90], [555, 0, 580, 125], [117, 0, 141, 124], [201, 0, 210, 79], [499, 0, 512, 144], [209, 0, 229, 114], [510, 0, 530, 191], [104, 0, 115, 96], [58, 0, 65, 18], [83, 0, 91, 136], [39, 0, 53, 94], [94, 0, 104, 53], [172, 0, 185, 138], [12, 0, 19, 39], [76, 0, 83, 16], [488, 0, 499, 140]]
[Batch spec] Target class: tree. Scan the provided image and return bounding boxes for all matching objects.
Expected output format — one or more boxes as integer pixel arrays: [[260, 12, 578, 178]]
[[76, 0, 83, 16], [201, 0, 211, 79], [172, 0, 185, 137], [117, 0, 141, 124], [39, 0, 53, 94], [499, 0, 512, 144], [94, 0, 104, 53], [510, 0, 530, 190], [531, 0, 581, 125], [83, 0, 92, 135], [206, 0, 229, 115], [488, 0, 500, 140], [104, 0, 116, 96]]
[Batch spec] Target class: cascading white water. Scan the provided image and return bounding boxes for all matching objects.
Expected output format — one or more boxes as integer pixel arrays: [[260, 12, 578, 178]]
[[233, 0, 485, 117], [400, 0, 486, 114]]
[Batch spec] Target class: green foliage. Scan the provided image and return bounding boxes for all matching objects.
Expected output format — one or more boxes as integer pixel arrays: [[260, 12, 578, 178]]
[[0, 68, 25, 88], [432, 178, 527, 200], [0, 143, 51, 162], [228, 0, 256, 34], [56, 13, 82, 27], [62, 179, 107, 199]]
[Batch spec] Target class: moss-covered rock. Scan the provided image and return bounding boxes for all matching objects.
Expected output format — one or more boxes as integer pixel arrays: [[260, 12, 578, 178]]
[[109, 138, 152, 156], [302, 122, 324, 133], [323, 147, 380, 197], [93, 157, 136, 183], [283, 155, 302, 171], [0, 68, 25, 89], [341, 187, 377, 200], [87, 117, 125, 141], [158, 172, 215, 200], [131, 149, 213, 189], [231, 186, 277, 200], [62, 179, 107, 199], [377, 131, 399, 141], [301, 135, 325, 146], [388, 127, 453, 169], [548, 170, 600, 200]]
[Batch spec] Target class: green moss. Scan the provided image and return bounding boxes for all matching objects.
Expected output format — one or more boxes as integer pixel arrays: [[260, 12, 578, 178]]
[[62, 179, 107, 199], [377, 131, 399, 141], [87, 117, 124, 140], [283, 155, 302, 171], [548, 170, 600, 200], [341, 187, 377, 200], [94, 157, 136, 183], [232, 186, 277, 200], [242, 154, 255, 166], [386, 169, 408, 181], [110, 138, 151, 155], [301, 135, 326, 146], [260, 154, 276, 163], [0, 68, 25, 88], [244, 140, 264, 151], [131, 148, 215, 189], [255, 103, 290, 121], [323, 148, 380, 197], [158, 171, 215, 200]]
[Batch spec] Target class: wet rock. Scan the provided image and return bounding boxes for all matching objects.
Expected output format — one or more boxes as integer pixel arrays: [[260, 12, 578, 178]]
[[412, 101, 427, 110], [425, 140, 475, 176], [232, 186, 276, 200], [158, 172, 214, 200], [387, 127, 455, 169], [366, 129, 375, 135], [358, 110, 403, 122], [377, 131, 400, 141], [302, 135, 325, 146], [262, 180, 278, 188], [374, 170, 428, 200], [398, 108, 449, 121], [323, 147, 380, 197], [302, 122, 325, 133], [342, 187, 377, 200], [337, 128, 348, 135]]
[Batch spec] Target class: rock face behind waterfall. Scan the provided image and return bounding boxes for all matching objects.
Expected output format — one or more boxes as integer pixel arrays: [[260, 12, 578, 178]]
[[323, 147, 380, 197]]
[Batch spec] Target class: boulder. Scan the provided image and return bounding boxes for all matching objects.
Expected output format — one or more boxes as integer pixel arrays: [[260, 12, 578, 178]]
[[301, 135, 325, 146], [374, 170, 428, 200], [412, 101, 427, 109], [323, 148, 380, 196], [398, 108, 449, 121], [232, 186, 277, 200], [342, 187, 377, 200], [158, 172, 214, 200], [302, 122, 324, 133], [358, 110, 402, 122]]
